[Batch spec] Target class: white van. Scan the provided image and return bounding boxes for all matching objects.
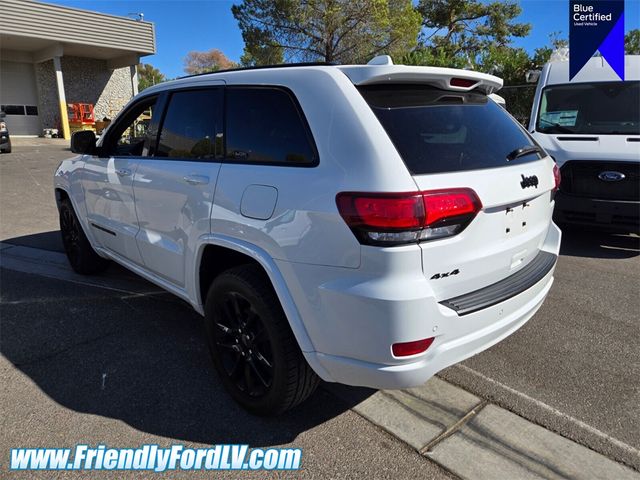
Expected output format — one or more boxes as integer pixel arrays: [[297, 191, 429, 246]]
[[529, 55, 640, 232]]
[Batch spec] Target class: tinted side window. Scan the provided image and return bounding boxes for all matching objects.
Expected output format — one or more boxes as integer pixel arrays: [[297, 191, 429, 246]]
[[226, 88, 316, 165], [156, 89, 223, 159], [359, 85, 540, 175]]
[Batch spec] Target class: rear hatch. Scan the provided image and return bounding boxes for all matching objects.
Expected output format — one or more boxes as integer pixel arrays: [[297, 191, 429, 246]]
[[358, 84, 557, 301]]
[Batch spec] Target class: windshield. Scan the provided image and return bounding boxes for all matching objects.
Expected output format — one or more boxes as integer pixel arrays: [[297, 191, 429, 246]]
[[359, 84, 540, 175], [537, 81, 640, 135]]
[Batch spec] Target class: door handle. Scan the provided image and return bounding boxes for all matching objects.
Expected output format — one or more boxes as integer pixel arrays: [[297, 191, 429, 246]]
[[183, 174, 209, 185], [115, 168, 132, 177]]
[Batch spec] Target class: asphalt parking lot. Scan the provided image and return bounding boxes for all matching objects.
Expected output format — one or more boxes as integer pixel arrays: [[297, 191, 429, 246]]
[[1, 139, 638, 477]]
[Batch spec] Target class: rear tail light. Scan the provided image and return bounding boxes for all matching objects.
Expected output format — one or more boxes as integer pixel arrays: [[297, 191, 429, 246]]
[[392, 337, 435, 357], [336, 188, 482, 246], [552, 164, 561, 191]]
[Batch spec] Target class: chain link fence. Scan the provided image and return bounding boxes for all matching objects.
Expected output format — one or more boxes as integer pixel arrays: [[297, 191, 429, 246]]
[[499, 85, 537, 126]]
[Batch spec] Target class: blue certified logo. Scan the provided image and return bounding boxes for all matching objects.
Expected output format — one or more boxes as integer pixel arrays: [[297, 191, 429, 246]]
[[570, 0, 625, 80]]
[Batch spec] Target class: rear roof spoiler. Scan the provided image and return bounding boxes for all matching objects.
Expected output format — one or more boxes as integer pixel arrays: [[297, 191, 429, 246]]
[[337, 65, 503, 94]]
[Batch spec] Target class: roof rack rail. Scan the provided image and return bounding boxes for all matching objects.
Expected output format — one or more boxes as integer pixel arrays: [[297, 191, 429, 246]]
[[178, 62, 339, 80]]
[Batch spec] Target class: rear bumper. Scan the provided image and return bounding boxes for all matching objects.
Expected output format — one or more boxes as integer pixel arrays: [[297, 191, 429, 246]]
[[294, 223, 561, 389], [554, 192, 639, 232], [309, 269, 553, 389]]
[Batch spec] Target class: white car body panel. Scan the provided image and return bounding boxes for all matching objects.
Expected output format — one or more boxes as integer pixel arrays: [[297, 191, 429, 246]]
[[534, 134, 639, 168], [82, 156, 144, 264], [413, 159, 556, 299], [133, 159, 220, 287], [54, 63, 560, 389]]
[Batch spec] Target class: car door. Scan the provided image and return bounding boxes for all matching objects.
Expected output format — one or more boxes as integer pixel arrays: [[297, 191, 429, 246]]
[[133, 85, 224, 288], [82, 95, 158, 265]]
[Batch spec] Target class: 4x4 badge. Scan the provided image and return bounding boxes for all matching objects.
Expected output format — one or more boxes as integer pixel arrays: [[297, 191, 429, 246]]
[[520, 174, 539, 189], [431, 269, 460, 280]]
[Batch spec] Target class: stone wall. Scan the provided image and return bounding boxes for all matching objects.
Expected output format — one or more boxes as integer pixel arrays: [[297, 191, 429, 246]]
[[35, 56, 134, 131], [34, 60, 58, 130]]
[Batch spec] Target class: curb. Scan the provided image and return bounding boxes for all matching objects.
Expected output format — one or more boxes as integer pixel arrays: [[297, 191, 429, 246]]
[[326, 379, 640, 480]]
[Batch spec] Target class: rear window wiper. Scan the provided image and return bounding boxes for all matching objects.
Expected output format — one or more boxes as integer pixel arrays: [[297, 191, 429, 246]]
[[507, 145, 544, 161]]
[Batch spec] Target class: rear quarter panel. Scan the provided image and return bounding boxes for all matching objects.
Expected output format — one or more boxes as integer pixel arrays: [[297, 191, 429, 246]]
[[210, 67, 418, 268]]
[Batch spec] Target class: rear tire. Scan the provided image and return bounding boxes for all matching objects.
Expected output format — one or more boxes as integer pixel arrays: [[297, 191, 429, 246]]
[[58, 199, 109, 274], [204, 264, 319, 416]]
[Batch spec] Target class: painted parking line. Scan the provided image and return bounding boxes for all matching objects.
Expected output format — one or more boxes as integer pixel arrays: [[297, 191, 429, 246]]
[[428, 404, 639, 480], [453, 364, 640, 459], [440, 362, 640, 471]]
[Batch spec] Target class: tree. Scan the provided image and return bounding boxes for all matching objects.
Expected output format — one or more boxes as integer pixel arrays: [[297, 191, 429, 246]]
[[479, 46, 532, 85], [137, 63, 165, 91], [408, 0, 530, 68], [183, 49, 237, 75], [401, 48, 468, 68], [239, 27, 284, 66], [531, 32, 568, 68], [232, 0, 421, 65], [626, 29, 640, 55]]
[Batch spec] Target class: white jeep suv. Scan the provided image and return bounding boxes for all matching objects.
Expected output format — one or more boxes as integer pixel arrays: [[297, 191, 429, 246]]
[[54, 57, 561, 415]]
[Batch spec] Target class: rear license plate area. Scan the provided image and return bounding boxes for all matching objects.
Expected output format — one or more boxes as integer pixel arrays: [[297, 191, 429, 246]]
[[504, 201, 531, 236]]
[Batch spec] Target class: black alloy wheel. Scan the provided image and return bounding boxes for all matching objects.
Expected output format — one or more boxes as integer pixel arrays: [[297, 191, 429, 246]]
[[60, 203, 81, 266], [212, 291, 274, 397], [204, 265, 319, 415], [58, 199, 109, 274]]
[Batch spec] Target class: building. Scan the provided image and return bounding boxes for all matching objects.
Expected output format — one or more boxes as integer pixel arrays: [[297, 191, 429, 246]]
[[0, 0, 156, 138]]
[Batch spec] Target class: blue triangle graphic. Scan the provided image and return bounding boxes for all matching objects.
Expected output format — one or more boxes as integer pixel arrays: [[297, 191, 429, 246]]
[[599, 13, 625, 80]]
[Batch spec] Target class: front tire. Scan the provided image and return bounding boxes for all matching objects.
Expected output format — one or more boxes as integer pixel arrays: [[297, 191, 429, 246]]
[[204, 265, 319, 415], [58, 199, 109, 274]]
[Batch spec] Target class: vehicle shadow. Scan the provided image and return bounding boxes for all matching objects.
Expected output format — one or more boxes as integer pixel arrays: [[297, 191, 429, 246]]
[[0, 234, 375, 447], [559, 228, 639, 259], [2, 230, 65, 252], [1, 230, 160, 283]]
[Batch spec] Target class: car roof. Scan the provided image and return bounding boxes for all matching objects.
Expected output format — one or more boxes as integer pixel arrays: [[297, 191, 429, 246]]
[[141, 57, 503, 96], [543, 55, 640, 84]]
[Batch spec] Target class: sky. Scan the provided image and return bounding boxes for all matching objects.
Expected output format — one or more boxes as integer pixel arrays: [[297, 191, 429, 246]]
[[47, 0, 640, 79]]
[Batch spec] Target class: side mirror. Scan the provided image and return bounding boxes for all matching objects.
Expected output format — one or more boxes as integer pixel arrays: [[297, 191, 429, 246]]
[[70, 130, 96, 155], [0, 111, 6, 119]]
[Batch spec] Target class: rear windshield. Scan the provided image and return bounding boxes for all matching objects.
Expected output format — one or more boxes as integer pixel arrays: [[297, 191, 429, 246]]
[[536, 81, 640, 135], [359, 85, 540, 175]]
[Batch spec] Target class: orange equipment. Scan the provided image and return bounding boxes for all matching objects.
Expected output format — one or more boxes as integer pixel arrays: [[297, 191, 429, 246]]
[[68, 103, 95, 125], [68, 103, 96, 134]]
